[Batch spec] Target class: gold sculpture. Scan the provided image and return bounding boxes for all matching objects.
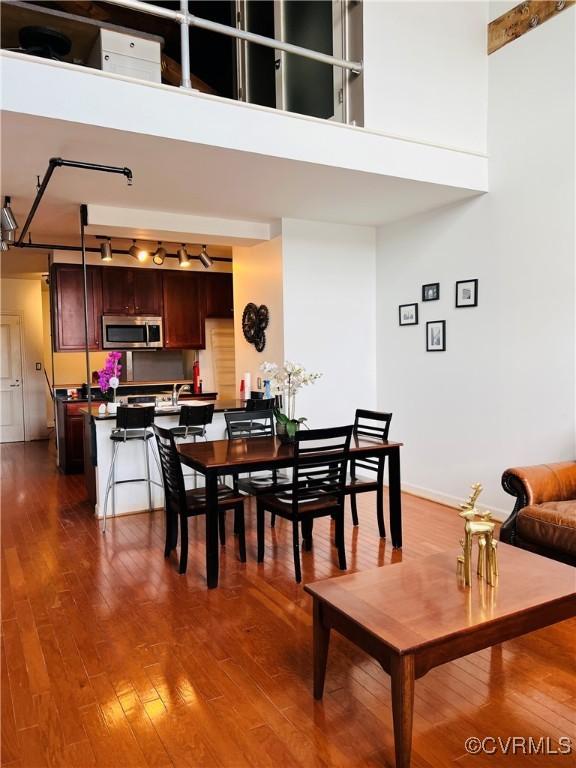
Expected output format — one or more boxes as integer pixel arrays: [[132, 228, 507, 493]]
[[457, 483, 498, 587]]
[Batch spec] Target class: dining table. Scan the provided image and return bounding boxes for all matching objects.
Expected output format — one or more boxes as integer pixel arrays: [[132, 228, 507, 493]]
[[177, 435, 403, 588]]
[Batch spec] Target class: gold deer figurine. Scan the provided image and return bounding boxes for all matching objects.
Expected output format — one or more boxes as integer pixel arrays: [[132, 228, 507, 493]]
[[457, 484, 498, 587]]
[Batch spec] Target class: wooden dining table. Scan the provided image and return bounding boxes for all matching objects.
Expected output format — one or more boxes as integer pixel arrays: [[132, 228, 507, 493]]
[[178, 435, 403, 588]]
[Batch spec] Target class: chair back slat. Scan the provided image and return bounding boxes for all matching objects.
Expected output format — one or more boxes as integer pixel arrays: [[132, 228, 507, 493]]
[[153, 424, 187, 517], [116, 405, 155, 430], [289, 425, 352, 506], [225, 409, 275, 439], [246, 398, 275, 412], [179, 403, 215, 428], [351, 409, 392, 478]]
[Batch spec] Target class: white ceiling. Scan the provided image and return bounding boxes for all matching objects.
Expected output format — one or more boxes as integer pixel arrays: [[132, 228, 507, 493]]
[[1, 111, 482, 251]]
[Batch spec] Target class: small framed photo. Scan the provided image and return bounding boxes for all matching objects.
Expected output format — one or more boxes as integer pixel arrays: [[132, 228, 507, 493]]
[[422, 283, 440, 302], [426, 320, 446, 351], [399, 303, 418, 326], [456, 279, 478, 308]]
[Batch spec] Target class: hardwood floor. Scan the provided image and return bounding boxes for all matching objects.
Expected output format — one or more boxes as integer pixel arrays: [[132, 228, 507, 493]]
[[1, 440, 574, 767]]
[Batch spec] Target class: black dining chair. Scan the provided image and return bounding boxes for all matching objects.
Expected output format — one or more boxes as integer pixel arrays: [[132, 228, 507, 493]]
[[347, 409, 393, 537], [101, 405, 162, 533], [256, 425, 352, 583], [245, 397, 275, 412], [153, 424, 246, 575], [170, 403, 214, 441], [224, 410, 290, 496]]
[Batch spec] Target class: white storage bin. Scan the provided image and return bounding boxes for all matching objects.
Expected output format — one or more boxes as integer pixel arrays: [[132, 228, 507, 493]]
[[89, 28, 161, 84]]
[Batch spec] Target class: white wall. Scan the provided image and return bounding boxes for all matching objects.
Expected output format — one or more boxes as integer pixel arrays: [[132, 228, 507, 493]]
[[375, 10, 575, 515], [281, 219, 377, 428], [1, 278, 48, 440], [233, 237, 284, 394], [363, 1, 488, 154]]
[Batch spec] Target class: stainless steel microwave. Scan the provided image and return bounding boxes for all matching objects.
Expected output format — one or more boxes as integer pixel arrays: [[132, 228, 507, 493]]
[[102, 315, 163, 349]]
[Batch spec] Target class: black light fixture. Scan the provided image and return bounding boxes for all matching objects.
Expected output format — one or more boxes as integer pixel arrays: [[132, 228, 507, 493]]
[[177, 244, 190, 268], [199, 244, 213, 269], [128, 239, 148, 262], [153, 242, 166, 265], [1, 196, 18, 233], [100, 238, 113, 262]]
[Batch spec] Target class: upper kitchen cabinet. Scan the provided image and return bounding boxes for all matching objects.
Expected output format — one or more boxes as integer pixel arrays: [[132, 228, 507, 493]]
[[162, 271, 205, 349], [51, 264, 102, 351], [204, 272, 234, 318], [102, 267, 163, 316]]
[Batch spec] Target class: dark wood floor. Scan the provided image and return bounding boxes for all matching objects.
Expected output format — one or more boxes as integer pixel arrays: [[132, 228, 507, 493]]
[[1, 440, 574, 768]]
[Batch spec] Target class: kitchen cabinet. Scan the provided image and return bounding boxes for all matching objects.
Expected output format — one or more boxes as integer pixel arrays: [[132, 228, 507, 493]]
[[162, 271, 205, 349], [204, 272, 234, 318], [51, 264, 102, 351], [56, 399, 102, 474], [102, 267, 162, 316]]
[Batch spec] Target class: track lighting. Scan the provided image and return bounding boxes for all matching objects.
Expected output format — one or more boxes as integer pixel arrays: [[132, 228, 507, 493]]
[[1, 197, 18, 233], [100, 238, 113, 262], [0, 238, 8, 252], [128, 239, 149, 262], [153, 243, 166, 265], [178, 245, 190, 268], [199, 244, 213, 269]]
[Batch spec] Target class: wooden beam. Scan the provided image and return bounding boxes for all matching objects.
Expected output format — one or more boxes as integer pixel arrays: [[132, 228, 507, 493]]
[[488, 0, 575, 55]]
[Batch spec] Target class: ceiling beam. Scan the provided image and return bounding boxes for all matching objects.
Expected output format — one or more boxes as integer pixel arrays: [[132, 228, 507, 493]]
[[488, 0, 575, 55]]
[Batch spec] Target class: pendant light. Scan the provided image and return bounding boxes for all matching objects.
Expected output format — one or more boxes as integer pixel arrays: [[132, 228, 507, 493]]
[[1, 196, 18, 233], [100, 238, 113, 262], [153, 242, 166, 265], [128, 239, 149, 262], [199, 244, 213, 269], [177, 245, 190, 268]]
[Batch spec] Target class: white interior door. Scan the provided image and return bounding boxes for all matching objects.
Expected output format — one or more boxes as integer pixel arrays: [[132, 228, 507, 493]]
[[0, 314, 25, 443]]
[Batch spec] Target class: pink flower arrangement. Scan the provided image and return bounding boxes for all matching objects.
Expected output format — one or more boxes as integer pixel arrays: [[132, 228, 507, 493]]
[[98, 351, 122, 398]]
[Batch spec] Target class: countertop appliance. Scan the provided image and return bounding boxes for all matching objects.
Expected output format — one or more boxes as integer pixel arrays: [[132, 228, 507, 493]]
[[102, 315, 163, 349]]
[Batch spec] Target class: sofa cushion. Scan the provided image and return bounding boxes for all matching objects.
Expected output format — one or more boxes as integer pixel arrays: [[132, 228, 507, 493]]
[[517, 501, 576, 557]]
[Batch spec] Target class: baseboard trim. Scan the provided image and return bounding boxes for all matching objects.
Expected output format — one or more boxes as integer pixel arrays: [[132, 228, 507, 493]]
[[384, 481, 508, 522]]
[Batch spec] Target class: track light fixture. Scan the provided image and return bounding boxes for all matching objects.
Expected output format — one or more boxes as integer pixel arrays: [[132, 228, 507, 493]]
[[128, 239, 149, 262], [100, 238, 113, 262], [1, 196, 18, 234], [153, 243, 166, 265], [177, 245, 190, 268], [0, 238, 8, 252], [199, 244, 213, 269]]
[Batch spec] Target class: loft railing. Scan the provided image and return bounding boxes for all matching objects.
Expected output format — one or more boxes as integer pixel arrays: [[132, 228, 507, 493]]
[[102, 0, 363, 121]]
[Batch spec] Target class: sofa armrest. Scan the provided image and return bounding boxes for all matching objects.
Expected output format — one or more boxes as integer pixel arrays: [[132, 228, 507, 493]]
[[502, 462, 576, 506]]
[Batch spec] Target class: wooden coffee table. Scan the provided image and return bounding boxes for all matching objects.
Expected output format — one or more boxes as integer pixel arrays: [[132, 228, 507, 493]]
[[305, 544, 576, 767]]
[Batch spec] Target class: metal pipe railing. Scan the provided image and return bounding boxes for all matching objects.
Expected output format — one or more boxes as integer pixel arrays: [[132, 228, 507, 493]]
[[103, 0, 363, 75]]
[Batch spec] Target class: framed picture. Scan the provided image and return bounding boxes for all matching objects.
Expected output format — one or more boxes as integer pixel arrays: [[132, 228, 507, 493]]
[[455, 279, 478, 308], [426, 320, 446, 351], [399, 303, 418, 326], [422, 283, 440, 302]]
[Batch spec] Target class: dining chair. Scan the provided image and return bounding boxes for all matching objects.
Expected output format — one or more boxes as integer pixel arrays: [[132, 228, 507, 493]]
[[153, 424, 246, 575], [170, 403, 214, 441], [347, 409, 393, 537], [256, 425, 353, 583], [224, 410, 290, 496], [246, 397, 275, 412]]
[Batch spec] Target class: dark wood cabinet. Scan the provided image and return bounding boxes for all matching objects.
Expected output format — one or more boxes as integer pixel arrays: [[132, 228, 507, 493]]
[[56, 399, 102, 474], [51, 264, 102, 351], [102, 267, 162, 316], [204, 272, 234, 318], [162, 271, 205, 349]]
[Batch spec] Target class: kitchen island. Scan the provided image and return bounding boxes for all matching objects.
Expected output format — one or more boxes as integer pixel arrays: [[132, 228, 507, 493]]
[[82, 400, 246, 519]]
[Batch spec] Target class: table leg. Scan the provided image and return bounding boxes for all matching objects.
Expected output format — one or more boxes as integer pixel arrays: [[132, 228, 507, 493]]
[[388, 448, 403, 548], [390, 654, 415, 768], [205, 471, 219, 589], [313, 599, 331, 699]]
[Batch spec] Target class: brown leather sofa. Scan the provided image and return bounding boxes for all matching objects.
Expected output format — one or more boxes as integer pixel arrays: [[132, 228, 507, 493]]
[[501, 462, 576, 566]]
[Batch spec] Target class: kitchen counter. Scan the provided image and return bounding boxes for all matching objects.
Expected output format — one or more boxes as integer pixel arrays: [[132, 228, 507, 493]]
[[82, 400, 247, 519], [81, 399, 246, 420]]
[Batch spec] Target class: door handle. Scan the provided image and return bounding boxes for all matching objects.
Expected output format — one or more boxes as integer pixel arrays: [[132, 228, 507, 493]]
[[9, 383, 19, 388]]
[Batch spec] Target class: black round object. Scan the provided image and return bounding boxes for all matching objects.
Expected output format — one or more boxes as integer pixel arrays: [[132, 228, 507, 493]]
[[242, 303, 258, 343], [254, 332, 266, 353], [257, 305, 269, 331], [19, 26, 72, 59]]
